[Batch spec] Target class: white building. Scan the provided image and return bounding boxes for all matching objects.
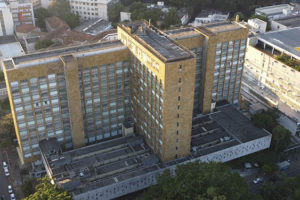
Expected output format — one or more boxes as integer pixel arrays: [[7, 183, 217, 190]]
[[0, 1, 14, 36], [255, 4, 300, 20], [120, 11, 131, 22], [271, 15, 300, 31], [247, 18, 267, 33], [8, 0, 35, 26], [191, 10, 229, 27], [41, 0, 52, 8], [70, 0, 118, 20]]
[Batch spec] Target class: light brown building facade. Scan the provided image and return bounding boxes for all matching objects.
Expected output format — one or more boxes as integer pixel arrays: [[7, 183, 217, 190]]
[[3, 21, 248, 164]]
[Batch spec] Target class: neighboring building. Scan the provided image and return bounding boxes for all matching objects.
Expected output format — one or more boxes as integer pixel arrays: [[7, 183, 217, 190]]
[[271, 15, 300, 30], [24, 35, 40, 53], [2, 21, 248, 164], [0, 35, 25, 62], [70, 0, 118, 20], [40, 105, 271, 200], [74, 18, 112, 36], [247, 18, 267, 33], [8, 0, 35, 26], [40, 0, 51, 8], [178, 8, 190, 25], [255, 4, 299, 20], [242, 28, 300, 135], [15, 24, 38, 39], [120, 11, 131, 22], [191, 10, 229, 27], [0, 1, 14, 36]]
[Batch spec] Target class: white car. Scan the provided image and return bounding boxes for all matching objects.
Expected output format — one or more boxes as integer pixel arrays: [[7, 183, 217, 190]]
[[3, 161, 7, 169], [253, 177, 262, 184], [4, 167, 9, 176], [10, 193, 15, 200], [8, 185, 13, 193]]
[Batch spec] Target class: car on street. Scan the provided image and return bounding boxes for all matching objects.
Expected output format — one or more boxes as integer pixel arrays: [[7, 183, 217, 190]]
[[8, 185, 13, 193], [10, 194, 15, 200], [2, 161, 7, 169], [253, 177, 262, 184], [4, 167, 10, 176]]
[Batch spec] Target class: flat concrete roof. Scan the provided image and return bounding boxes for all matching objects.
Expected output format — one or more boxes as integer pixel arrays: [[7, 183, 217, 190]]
[[258, 27, 300, 59], [0, 36, 25, 60], [273, 15, 300, 27], [121, 22, 193, 62], [13, 40, 122, 64]]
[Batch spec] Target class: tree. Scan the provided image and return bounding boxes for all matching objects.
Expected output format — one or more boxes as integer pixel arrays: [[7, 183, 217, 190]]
[[64, 12, 80, 28], [23, 176, 72, 200], [0, 113, 14, 137], [48, 0, 70, 19], [262, 163, 277, 175], [260, 175, 300, 200], [34, 8, 50, 30], [271, 125, 291, 152], [164, 8, 181, 28], [251, 112, 277, 132], [144, 162, 251, 200], [130, 2, 147, 21], [35, 39, 54, 50], [22, 179, 36, 197], [108, 2, 124, 23], [0, 70, 4, 82]]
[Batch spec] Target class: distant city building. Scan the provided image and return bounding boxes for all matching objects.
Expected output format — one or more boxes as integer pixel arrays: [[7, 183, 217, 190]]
[[242, 28, 300, 135], [191, 10, 229, 27], [8, 0, 35, 27], [271, 15, 300, 30], [120, 11, 131, 22], [255, 4, 300, 20], [178, 8, 190, 25], [69, 0, 118, 20], [0, 1, 14, 36], [2, 21, 248, 164], [247, 18, 267, 33]]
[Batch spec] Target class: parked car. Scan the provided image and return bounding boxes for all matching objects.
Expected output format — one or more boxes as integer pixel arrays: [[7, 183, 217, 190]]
[[253, 177, 262, 184], [2, 161, 7, 169], [10, 193, 15, 200], [8, 185, 13, 193], [4, 167, 9, 176]]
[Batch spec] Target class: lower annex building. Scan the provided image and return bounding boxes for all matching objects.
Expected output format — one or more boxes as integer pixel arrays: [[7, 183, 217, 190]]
[[3, 20, 254, 165]]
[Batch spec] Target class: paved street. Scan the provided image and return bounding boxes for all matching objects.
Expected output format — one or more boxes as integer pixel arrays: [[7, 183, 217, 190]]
[[0, 147, 11, 200], [0, 145, 24, 200]]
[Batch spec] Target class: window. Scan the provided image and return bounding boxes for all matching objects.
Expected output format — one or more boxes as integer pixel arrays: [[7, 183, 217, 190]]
[[178, 105, 180, 110], [178, 96, 180, 101], [178, 78, 181, 83], [176, 146, 178, 150], [178, 87, 181, 92], [177, 114, 179, 118], [179, 65, 182, 73], [176, 130, 179, 135], [177, 122, 179, 127]]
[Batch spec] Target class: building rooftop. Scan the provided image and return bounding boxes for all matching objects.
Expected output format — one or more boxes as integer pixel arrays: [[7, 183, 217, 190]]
[[258, 27, 300, 59], [255, 4, 292, 16], [120, 21, 193, 62], [190, 104, 271, 156], [40, 105, 271, 198], [74, 18, 112, 36], [15, 24, 36, 33], [0, 36, 25, 60], [201, 21, 244, 33], [4, 40, 125, 69], [273, 15, 300, 28]]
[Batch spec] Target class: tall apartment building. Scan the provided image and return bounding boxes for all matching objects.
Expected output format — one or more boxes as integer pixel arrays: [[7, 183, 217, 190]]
[[0, 1, 14, 36], [8, 0, 35, 26], [243, 28, 300, 135], [2, 21, 248, 164]]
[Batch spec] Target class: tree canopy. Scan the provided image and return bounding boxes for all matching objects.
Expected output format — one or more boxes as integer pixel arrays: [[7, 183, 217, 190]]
[[260, 175, 300, 200], [271, 125, 291, 153], [144, 162, 251, 200], [35, 39, 54, 50], [34, 8, 50, 30], [23, 176, 72, 200]]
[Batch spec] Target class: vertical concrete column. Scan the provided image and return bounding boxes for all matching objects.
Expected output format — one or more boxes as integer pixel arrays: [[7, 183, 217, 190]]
[[61, 55, 85, 148]]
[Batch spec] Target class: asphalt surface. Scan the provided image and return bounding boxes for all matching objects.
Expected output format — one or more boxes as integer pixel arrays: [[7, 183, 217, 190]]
[[0, 148, 10, 200]]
